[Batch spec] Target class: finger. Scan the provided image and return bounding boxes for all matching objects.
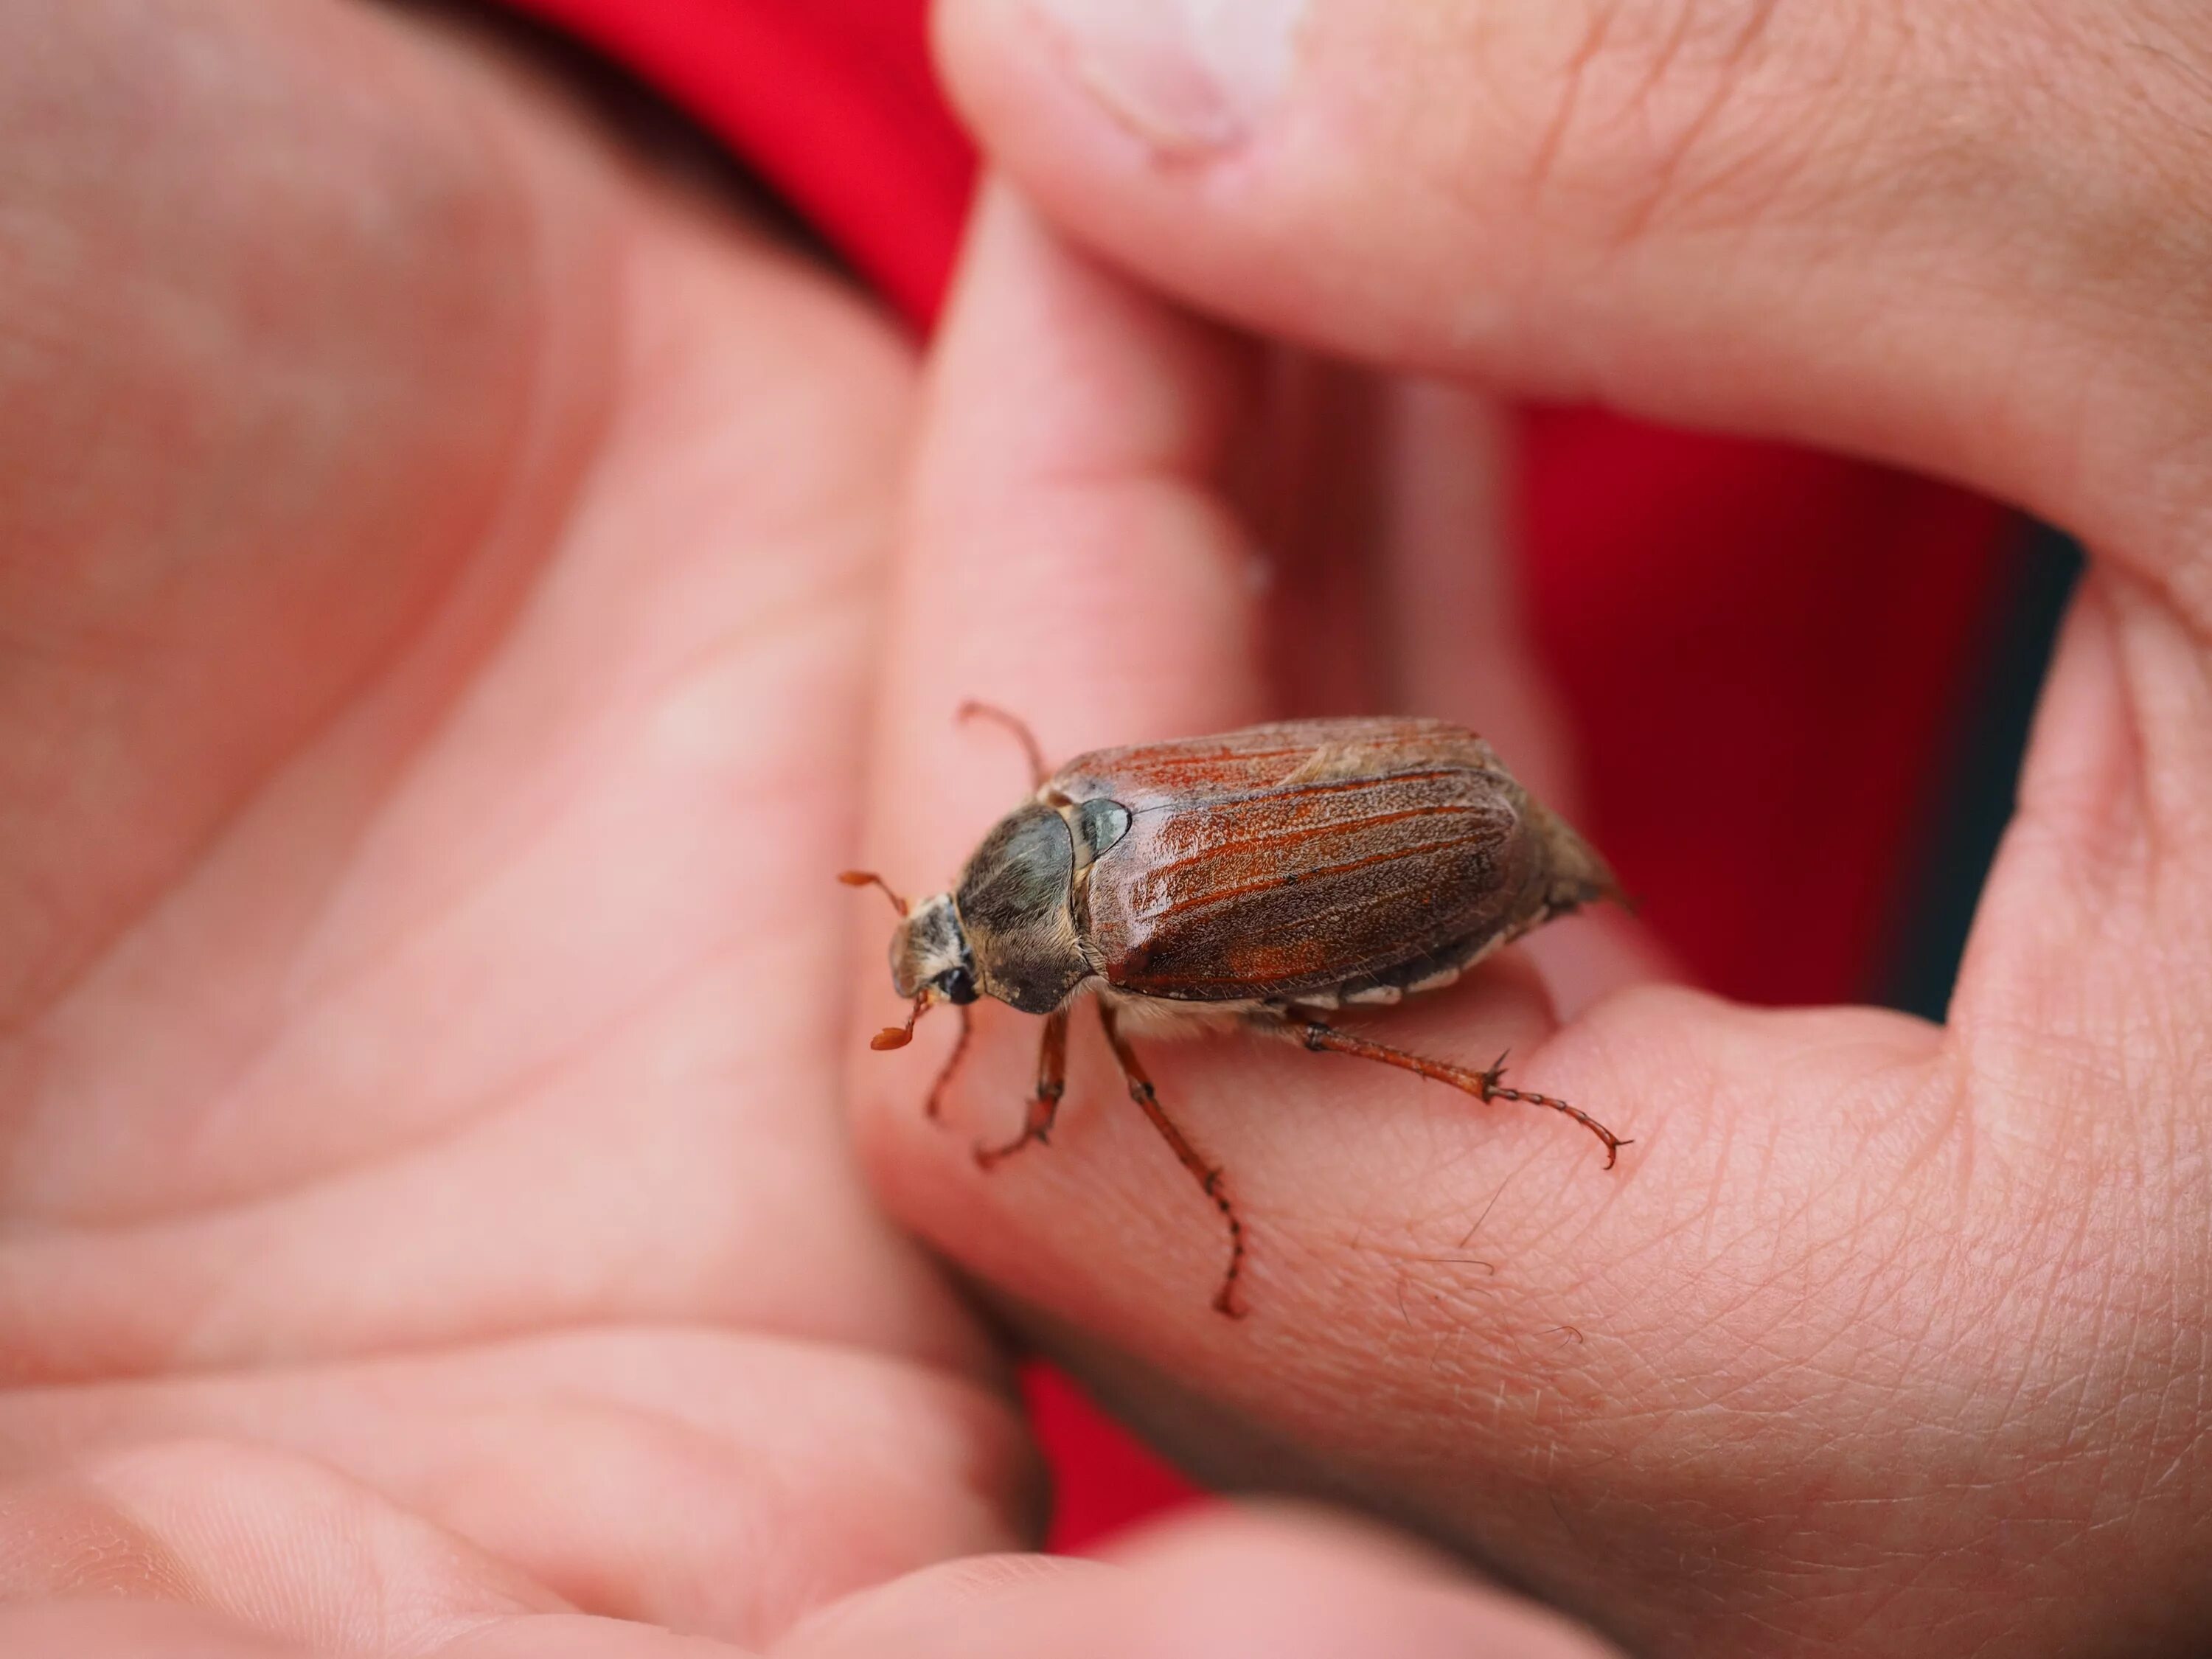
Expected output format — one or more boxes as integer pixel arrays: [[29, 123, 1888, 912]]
[[0, 1604, 751, 1659], [869, 178, 1271, 838], [847, 181, 1705, 1641], [1369, 381, 1675, 1010], [849, 188, 1635, 1323], [1262, 370, 1670, 1009], [0, 1602, 309, 1659], [849, 175, 1268, 1084], [936, 0, 2212, 612], [0, 1329, 1037, 1649], [777, 1506, 1621, 1659], [936, 0, 2208, 1043], [1237, 352, 1392, 719], [0, 1438, 561, 1649], [0, 1444, 756, 1656], [1373, 386, 1565, 799], [848, 180, 1282, 1312]]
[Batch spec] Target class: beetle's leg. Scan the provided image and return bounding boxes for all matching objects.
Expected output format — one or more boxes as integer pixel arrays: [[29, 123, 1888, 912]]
[[1278, 1009, 1628, 1169], [1099, 999, 1248, 1320], [957, 700, 1049, 789], [923, 1002, 973, 1122], [974, 1005, 1069, 1166], [1468, 1052, 1629, 1165]]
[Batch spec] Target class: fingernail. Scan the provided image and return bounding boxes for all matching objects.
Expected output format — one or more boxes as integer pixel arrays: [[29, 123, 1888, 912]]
[[1030, 0, 1307, 156]]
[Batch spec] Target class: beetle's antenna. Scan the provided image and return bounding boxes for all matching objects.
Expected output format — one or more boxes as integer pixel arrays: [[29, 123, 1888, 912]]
[[957, 700, 1049, 790], [838, 870, 908, 917], [871, 994, 928, 1051], [843, 874, 925, 1050]]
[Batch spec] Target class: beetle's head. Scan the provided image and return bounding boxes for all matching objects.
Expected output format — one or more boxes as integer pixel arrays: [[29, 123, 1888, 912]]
[[888, 891, 977, 1007], [838, 871, 977, 1051]]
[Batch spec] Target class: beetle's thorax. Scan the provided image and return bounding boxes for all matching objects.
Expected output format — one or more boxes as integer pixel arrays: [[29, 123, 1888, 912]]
[[953, 801, 1091, 1015]]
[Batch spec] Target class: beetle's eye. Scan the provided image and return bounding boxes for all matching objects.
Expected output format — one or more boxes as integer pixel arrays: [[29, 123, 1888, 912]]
[[938, 967, 978, 1006]]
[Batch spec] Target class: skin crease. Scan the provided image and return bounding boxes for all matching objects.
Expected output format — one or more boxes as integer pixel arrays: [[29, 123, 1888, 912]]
[[846, 4, 2212, 1659]]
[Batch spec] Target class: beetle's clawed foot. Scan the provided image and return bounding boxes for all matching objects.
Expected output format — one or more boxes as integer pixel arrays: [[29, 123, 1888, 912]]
[[1477, 1051, 1628, 1169]]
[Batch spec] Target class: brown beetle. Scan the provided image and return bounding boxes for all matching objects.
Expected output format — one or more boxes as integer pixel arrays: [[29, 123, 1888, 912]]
[[844, 709, 1627, 1317]]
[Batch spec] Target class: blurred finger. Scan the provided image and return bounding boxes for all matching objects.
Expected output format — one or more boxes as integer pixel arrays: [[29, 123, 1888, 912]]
[[936, 0, 2212, 605], [1373, 386, 1564, 800], [0, 1328, 1035, 1649], [1372, 383, 1677, 1009], [779, 1506, 1621, 1659], [849, 182, 1280, 1312], [0, 1438, 560, 1649], [850, 188, 1630, 1335]]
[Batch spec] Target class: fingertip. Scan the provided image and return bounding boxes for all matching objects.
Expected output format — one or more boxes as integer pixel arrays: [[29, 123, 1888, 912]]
[[778, 1506, 1623, 1659], [926, 182, 1261, 493], [872, 178, 1271, 866], [774, 1551, 1111, 1656], [1118, 1510, 1627, 1659]]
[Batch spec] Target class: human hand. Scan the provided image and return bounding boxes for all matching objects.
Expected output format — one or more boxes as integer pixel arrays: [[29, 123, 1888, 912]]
[[0, 0, 1032, 1649], [0, 6, 1680, 1654], [846, 2, 2212, 1654]]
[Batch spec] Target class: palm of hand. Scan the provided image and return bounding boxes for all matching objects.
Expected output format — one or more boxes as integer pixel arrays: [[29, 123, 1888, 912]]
[[0, 5, 1026, 1650]]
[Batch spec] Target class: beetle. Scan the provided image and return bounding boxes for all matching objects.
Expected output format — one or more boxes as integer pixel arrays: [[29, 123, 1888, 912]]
[[843, 708, 1628, 1317]]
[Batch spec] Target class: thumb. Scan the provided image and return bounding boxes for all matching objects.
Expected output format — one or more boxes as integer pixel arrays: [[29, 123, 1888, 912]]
[[934, 0, 2212, 605]]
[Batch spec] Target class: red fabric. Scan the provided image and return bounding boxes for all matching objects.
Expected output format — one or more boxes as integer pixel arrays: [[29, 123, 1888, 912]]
[[488, 0, 2012, 1551], [1523, 414, 2008, 1003], [508, 0, 971, 324]]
